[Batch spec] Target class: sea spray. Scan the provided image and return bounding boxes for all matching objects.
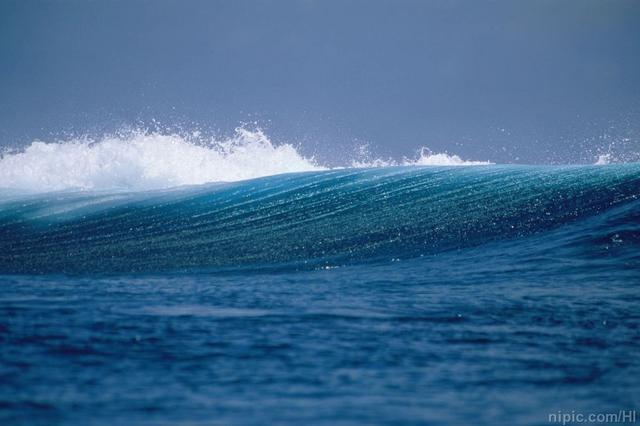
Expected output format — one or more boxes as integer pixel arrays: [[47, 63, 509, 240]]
[[0, 128, 490, 192], [0, 128, 322, 192]]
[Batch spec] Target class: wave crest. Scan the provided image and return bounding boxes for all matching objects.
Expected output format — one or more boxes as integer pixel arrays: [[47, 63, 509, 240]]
[[351, 147, 491, 168], [0, 129, 322, 192], [1, 128, 493, 192]]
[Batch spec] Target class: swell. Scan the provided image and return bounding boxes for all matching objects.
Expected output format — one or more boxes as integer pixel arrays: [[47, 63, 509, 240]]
[[0, 165, 639, 274]]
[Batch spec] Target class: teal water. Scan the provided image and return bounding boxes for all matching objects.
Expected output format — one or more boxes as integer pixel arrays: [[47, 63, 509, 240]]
[[1, 165, 639, 425]]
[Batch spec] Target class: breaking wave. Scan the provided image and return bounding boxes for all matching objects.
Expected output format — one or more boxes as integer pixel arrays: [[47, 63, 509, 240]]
[[0, 164, 638, 273], [0, 129, 489, 192]]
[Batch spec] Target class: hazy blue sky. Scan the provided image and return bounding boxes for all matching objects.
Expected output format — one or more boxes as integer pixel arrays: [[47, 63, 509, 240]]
[[1, 0, 639, 163]]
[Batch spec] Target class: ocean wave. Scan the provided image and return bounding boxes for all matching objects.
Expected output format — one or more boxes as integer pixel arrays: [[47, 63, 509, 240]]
[[0, 129, 489, 192], [1, 164, 638, 273], [0, 129, 322, 192]]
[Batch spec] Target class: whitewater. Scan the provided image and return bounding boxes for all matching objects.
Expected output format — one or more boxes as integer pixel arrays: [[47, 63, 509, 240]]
[[0, 128, 489, 192]]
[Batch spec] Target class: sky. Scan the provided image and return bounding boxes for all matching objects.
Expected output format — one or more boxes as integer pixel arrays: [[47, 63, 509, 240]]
[[1, 0, 639, 164]]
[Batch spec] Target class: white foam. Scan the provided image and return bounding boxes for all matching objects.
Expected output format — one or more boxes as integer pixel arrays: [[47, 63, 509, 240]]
[[0, 129, 322, 192], [407, 148, 491, 166], [0, 129, 491, 192], [594, 153, 612, 165], [352, 147, 491, 168]]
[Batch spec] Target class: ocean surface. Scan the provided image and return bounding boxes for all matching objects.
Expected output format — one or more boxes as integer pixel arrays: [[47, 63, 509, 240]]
[[1, 140, 639, 425]]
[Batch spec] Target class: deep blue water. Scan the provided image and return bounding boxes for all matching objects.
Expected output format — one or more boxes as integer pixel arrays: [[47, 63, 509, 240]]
[[1, 165, 639, 425]]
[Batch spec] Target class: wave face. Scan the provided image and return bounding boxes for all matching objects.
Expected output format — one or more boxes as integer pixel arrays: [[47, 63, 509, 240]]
[[1, 164, 638, 274]]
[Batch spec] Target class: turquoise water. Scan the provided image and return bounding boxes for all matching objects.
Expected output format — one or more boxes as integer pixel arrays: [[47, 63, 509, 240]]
[[1, 165, 639, 425]]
